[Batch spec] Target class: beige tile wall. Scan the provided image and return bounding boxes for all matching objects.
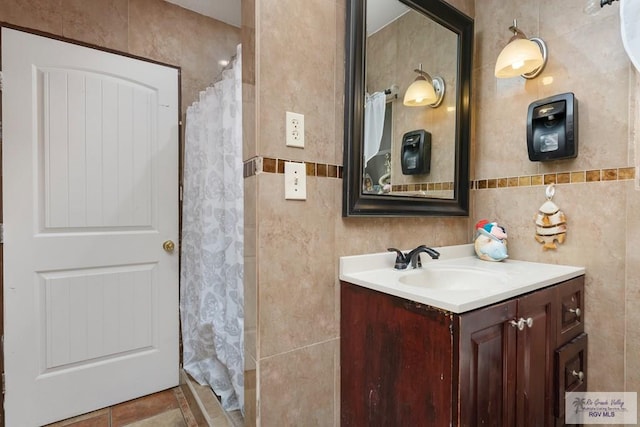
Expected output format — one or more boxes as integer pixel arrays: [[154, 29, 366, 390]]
[[247, 0, 473, 424], [247, 0, 639, 424], [0, 0, 240, 114], [4, 0, 636, 424], [473, 0, 639, 398], [627, 69, 640, 396]]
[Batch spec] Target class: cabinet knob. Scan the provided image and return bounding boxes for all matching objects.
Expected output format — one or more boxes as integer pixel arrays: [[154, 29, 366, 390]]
[[571, 369, 585, 382], [568, 307, 582, 317], [509, 319, 525, 330], [509, 317, 534, 331]]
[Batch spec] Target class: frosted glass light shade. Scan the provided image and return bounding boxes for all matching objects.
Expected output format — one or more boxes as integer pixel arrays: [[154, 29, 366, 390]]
[[494, 38, 544, 78], [403, 76, 437, 106]]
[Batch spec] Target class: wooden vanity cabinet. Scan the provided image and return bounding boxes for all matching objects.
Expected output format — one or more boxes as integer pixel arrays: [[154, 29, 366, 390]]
[[458, 284, 558, 426], [456, 299, 518, 426], [341, 275, 586, 427], [340, 283, 454, 425]]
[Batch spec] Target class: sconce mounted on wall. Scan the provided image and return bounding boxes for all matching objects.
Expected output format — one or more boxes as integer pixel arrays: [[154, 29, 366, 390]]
[[403, 64, 445, 107], [495, 19, 548, 79]]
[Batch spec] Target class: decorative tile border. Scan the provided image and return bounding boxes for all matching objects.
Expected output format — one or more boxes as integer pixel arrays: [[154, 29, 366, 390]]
[[472, 167, 636, 189], [243, 158, 637, 191], [243, 156, 343, 179], [391, 182, 454, 192], [243, 157, 260, 178]]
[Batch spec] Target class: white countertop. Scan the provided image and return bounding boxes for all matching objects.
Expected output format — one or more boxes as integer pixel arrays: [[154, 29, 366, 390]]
[[339, 244, 585, 313]]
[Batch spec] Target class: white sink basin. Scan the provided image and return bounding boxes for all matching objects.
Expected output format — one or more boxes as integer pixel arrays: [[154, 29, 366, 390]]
[[398, 266, 508, 291], [339, 244, 585, 313]]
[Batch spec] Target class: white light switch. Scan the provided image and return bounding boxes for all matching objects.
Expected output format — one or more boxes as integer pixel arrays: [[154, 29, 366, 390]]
[[284, 162, 307, 200]]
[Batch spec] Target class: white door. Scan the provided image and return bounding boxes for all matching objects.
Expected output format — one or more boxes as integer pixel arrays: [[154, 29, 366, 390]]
[[2, 27, 180, 426]]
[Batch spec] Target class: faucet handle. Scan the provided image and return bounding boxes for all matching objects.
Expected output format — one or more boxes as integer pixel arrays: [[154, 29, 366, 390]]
[[387, 248, 408, 270]]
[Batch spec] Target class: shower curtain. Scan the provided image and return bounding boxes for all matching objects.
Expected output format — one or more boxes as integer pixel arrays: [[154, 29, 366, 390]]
[[180, 44, 244, 412]]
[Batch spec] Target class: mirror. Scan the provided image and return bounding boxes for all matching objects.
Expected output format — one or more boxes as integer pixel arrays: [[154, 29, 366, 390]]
[[343, 0, 473, 216]]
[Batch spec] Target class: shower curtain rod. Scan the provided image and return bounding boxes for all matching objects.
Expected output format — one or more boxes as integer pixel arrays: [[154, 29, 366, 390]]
[[384, 83, 399, 99]]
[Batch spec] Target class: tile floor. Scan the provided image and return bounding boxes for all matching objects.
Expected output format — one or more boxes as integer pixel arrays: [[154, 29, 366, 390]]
[[44, 372, 244, 427], [45, 387, 200, 427]]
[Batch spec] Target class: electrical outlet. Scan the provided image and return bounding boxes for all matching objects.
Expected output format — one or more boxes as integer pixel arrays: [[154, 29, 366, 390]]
[[286, 111, 305, 148], [284, 162, 307, 200]]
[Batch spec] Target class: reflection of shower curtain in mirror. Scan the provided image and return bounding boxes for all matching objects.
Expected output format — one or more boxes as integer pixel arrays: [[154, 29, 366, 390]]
[[364, 91, 386, 165], [180, 44, 244, 412]]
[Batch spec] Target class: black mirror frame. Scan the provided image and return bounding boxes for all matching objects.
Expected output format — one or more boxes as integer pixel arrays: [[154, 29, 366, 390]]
[[342, 0, 473, 217]]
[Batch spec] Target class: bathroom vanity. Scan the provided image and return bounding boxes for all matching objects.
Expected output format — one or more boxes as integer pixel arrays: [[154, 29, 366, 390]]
[[340, 246, 587, 426]]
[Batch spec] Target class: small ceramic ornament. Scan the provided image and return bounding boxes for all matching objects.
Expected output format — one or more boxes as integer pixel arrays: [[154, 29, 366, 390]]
[[535, 184, 567, 250], [474, 219, 508, 261]]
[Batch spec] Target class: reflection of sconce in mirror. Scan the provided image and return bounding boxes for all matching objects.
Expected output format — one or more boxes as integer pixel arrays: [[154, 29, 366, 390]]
[[495, 19, 548, 79], [403, 64, 445, 107]]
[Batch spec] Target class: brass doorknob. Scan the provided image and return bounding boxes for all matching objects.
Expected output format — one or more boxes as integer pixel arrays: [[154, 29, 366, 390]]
[[163, 240, 175, 253]]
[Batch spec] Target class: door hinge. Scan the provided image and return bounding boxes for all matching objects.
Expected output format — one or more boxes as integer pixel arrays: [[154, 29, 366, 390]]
[[0, 223, 4, 244], [2, 372, 5, 395], [0, 71, 3, 91]]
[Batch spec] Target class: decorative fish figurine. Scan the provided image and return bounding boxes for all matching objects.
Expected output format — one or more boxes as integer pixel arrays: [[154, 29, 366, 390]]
[[535, 185, 566, 250]]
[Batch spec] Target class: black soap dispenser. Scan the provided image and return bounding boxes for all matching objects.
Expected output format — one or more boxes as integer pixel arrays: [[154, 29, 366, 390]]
[[527, 92, 578, 161], [401, 129, 431, 175]]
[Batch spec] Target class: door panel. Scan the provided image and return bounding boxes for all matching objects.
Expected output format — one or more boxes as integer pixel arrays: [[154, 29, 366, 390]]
[[42, 68, 155, 230], [2, 27, 179, 426], [41, 265, 155, 369]]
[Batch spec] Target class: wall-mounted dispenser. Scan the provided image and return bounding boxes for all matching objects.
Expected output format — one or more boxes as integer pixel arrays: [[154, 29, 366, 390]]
[[401, 129, 431, 175], [527, 92, 578, 161]]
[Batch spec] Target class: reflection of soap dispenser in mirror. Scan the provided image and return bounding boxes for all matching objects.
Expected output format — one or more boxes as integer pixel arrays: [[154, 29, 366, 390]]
[[527, 92, 578, 161], [401, 129, 431, 174]]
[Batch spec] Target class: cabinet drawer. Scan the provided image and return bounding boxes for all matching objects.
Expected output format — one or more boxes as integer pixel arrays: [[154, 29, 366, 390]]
[[554, 333, 588, 419], [557, 276, 585, 344]]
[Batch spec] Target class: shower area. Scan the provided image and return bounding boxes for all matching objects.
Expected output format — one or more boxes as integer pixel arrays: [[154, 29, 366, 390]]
[[180, 43, 245, 424]]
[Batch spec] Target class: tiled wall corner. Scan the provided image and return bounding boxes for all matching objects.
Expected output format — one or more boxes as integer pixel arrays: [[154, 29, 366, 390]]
[[625, 182, 640, 394]]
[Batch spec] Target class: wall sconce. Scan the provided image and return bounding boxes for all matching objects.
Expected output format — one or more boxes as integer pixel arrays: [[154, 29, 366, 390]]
[[403, 64, 445, 107], [495, 19, 548, 79]]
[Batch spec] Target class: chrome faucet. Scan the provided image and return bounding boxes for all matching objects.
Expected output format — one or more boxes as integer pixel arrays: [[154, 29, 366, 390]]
[[387, 245, 440, 270]]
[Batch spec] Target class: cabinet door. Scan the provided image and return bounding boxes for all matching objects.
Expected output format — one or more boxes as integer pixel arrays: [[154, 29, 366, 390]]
[[557, 277, 585, 344], [458, 300, 518, 427], [340, 283, 454, 426], [554, 333, 588, 423], [516, 287, 557, 427]]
